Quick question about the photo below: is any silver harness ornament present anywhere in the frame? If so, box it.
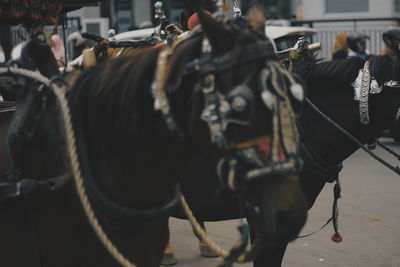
[354,60,400,125]
[359,61,371,124]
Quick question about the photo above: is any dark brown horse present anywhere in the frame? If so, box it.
[0,10,308,267]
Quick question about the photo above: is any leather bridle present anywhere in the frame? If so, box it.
[152,29,304,195]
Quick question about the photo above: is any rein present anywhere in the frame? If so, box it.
[0,173,71,201]
[299,96,400,243]
[305,96,400,175]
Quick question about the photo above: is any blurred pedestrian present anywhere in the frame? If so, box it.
[51,34,65,66]
[50,26,65,66]
[381,26,400,57]
[331,33,348,60]
[67,25,87,59]
[187,10,212,30]
[347,33,371,61]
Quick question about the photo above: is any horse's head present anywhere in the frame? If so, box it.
[157,7,307,243]
[5,39,64,180]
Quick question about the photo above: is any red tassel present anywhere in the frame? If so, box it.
[331,234,343,243]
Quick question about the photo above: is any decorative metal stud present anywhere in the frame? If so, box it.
[290,83,304,101]
[231,96,246,112]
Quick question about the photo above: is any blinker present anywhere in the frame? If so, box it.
[231,96,246,112]
[225,84,255,126]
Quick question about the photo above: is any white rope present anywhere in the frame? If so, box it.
[180,194,253,264]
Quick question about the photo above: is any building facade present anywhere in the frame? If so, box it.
[67,0,400,60]
[293,0,400,59]
[301,0,399,20]
[73,0,299,34]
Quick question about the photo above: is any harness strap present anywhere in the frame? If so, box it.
[305,97,400,175]
[0,173,71,201]
[201,73,229,150]
[152,48,186,141]
[184,41,276,75]
[232,136,270,149]
[300,142,343,183]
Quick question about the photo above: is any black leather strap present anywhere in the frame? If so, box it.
[0,173,71,201]
[301,142,343,183]
[184,41,276,75]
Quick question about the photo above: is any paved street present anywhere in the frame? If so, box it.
[168,139,400,267]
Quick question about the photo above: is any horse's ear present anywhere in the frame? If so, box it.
[197,9,235,55]
[179,12,189,31]
[246,3,266,34]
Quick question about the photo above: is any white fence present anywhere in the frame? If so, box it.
[293,18,398,60]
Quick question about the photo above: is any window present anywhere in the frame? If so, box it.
[396,0,400,12]
[326,0,369,13]
[171,0,185,9]
[86,23,100,36]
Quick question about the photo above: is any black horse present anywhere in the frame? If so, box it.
[0,10,308,267]
[263,55,400,266]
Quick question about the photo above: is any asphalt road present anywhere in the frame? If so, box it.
[167,139,400,267]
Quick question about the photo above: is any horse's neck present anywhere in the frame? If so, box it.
[301,84,378,165]
[88,116,194,209]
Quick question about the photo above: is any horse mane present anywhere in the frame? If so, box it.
[67,19,268,154]
[68,46,162,152]
[369,55,400,85]
[293,58,364,87]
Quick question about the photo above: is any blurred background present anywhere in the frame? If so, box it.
[1,0,400,61]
